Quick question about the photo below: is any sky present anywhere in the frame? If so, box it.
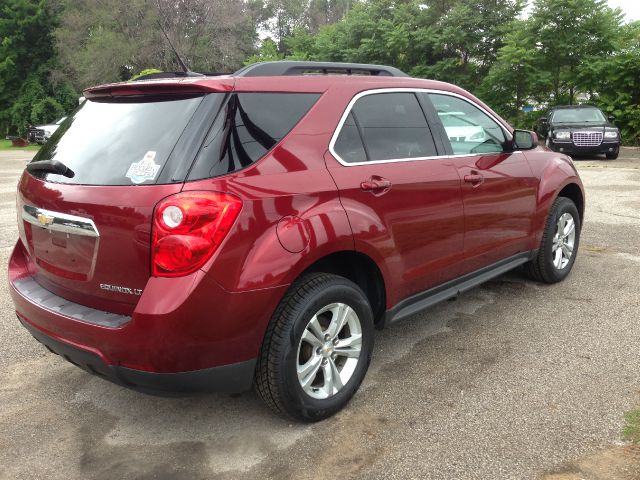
[607,0,640,22]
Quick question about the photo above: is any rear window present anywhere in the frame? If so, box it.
[29,95,206,185]
[187,93,320,180]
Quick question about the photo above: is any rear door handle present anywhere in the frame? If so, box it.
[360,176,392,194]
[463,173,484,186]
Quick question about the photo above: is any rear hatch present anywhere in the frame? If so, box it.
[18,85,227,315]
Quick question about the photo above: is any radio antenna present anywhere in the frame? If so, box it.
[155,4,202,77]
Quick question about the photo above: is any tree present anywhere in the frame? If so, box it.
[257,0,351,53]
[416,0,525,89]
[577,21,640,144]
[479,23,542,122]
[0,0,77,135]
[528,0,623,104]
[56,0,258,89]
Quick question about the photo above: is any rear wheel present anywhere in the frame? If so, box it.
[525,197,581,283]
[255,273,374,421]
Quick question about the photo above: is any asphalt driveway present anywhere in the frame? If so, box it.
[0,148,639,480]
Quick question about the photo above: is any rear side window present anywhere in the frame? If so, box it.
[333,113,367,163]
[30,95,207,185]
[335,92,437,162]
[188,93,320,180]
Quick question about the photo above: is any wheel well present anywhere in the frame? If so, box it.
[558,183,584,223]
[301,251,386,327]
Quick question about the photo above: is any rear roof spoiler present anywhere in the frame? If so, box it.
[83,78,234,99]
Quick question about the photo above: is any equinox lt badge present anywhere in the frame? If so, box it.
[99,284,143,296]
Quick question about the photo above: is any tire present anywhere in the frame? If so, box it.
[255,273,374,422]
[606,150,619,160]
[525,197,581,283]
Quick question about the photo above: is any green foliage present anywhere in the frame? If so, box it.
[130,69,163,81]
[527,0,623,104]
[56,0,258,88]
[577,21,640,144]
[623,408,640,444]
[0,0,77,136]
[3,0,639,145]
[244,38,285,64]
[0,139,41,151]
[29,97,64,125]
[270,0,524,92]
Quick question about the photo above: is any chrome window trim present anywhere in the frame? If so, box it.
[328,87,514,167]
[22,205,100,238]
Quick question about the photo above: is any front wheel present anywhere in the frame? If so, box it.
[255,273,374,421]
[606,149,619,160]
[525,197,581,283]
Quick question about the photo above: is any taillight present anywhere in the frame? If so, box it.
[151,191,242,277]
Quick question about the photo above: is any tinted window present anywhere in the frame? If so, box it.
[427,93,506,155]
[188,93,320,180]
[30,95,206,185]
[333,113,367,163]
[350,93,436,161]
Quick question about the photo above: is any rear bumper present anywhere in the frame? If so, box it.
[8,239,287,391]
[19,315,256,394]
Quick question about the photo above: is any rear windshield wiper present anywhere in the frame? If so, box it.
[26,160,75,178]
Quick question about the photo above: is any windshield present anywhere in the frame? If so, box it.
[552,108,606,123]
[30,95,205,185]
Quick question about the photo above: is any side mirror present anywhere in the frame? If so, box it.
[512,129,537,150]
[539,117,548,124]
[608,115,615,123]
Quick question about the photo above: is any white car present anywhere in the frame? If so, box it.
[438,112,486,143]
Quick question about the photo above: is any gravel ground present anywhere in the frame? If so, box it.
[0,147,638,480]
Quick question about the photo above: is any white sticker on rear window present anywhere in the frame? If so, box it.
[125,151,161,184]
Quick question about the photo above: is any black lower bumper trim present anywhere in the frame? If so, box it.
[18,316,256,394]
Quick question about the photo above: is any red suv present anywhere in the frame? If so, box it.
[9,61,584,421]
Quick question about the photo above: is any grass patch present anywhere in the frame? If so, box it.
[0,139,41,151]
[623,409,640,444]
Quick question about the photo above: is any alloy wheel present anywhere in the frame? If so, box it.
[296,302,362,399]
[552,212,576,269]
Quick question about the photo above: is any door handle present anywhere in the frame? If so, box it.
[360,176,392,194]
[464,173,484,186]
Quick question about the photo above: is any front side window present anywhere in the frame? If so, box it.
[427,93,506,155]
[334,92,437,163]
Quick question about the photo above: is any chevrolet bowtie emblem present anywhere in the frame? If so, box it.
[37,213,54,226]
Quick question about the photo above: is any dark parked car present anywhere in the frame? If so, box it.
[9,61,584,421]
[27,117,67,144]
[535,105,620,159]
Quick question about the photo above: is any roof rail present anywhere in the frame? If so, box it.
[234,61,409,78]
